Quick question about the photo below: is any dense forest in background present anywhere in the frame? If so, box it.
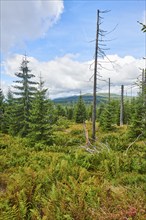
[0,21,146,143]
[0,22,146,220]
[0,56,146,141]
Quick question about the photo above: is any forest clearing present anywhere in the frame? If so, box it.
[1,1,146,219]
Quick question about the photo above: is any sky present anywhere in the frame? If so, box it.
[0,0,146,99]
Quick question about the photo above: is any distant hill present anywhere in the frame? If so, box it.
[53,93,121,105]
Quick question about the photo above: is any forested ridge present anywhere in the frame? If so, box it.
[0,20,146,220]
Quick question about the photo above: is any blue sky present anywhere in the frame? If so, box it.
[1,0,146,98]
[4,0,145,60]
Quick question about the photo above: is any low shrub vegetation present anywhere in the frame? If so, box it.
[0,124,146,220]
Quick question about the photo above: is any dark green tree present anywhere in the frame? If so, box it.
[98,99,120,131]
[113,99,120,126]
[129,95,146,138]
[0,88,4,106]
[99,103,113,131]
[86,104,93,121]
[56,104,66,117]
[12,56,37,136]
[124,98,136,125]
[0,88,5,132]
[75,94,86,123]
[28,77,53,145]
[97,102,105,121]
[128,68,146,138]
[66,105,74,120]
[1,88,14,133]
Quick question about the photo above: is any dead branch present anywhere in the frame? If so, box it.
[80,145,99,154]
[98,141,110,152]
[83,122,92,147]
[125,133,143,155]
[82,122,111,154]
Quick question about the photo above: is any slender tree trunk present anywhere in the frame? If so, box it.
[92,10,99,141]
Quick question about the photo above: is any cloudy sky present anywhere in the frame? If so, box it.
[0,0,146,98]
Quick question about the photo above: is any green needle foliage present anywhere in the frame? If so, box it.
[12,56,37,137]
[129,95,146,138]
[66,105,74,120]
[75,94,87,123]
[0,88,5,132]
[1,88,14,134]
[99,103,113,131]
[0,88,4,106]
[98,100,120,131]
[28,77,53,145]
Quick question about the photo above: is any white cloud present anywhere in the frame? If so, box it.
[1,0,64,52]
[2,54,145,98]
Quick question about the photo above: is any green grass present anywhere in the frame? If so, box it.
[0,124,146,220]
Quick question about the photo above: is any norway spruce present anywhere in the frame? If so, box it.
[0,88,4,132]
[28,77,53,145]
[12,56,37,136]
[1,88,14,133]
[75,94,86,123]
[129,96,146,138]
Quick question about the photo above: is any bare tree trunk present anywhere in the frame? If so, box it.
[92,10,99,141]
[83,122,91,146]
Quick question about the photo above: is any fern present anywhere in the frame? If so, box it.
[18,189,28,219]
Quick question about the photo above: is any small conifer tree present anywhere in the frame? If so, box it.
[1,88,14,133]
[99,103,113,131]
[75,94,86,123]
[0,89,5,132]
[66,106,74,120]
[12,56,37,136]
[28,76,53,145]
[129,96,146,138]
